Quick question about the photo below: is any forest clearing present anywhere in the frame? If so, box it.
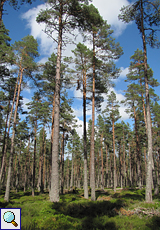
[0,187,160,229]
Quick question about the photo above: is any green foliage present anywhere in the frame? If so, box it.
[118,0,160,48]
[0,21,12,80]
[80,4,103,32]
[0,21,12,63]
[12,35,39,72]
[0,188,160,229]
[36,0,90,43]
[103,91,121,123]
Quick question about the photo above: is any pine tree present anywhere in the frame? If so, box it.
[37,0,90,203]
[96,114,105,190]
[71,42,92,198]
[26,92,46,196]
[125,48,159,135]
[103,91,121,192]
[81,4,123,200]
[152,101,160,194]
[59,91,76,194]
[119,0,160,203]
[14,119,29,192]
[4,35,39,201]
[0,21,12,83]
[123,48,159,189]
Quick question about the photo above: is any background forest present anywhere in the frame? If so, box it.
[1,0,160,221]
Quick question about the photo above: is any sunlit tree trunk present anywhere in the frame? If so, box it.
[4,68,24,202]
[133,102,141,188]
[50,8,63,203]
[100,134,104,190]
[24,136,30,192]
[140,0,153,202]
[32,120,37,197]
[0,74,19,186]
[112,116,116,193]
[90,31,96,201]
[106,145,108,188]
[83,69,88,198]
[122,128,126,187]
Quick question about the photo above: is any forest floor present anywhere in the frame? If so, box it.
[0,187,160,230]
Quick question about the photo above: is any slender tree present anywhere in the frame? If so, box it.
[26,92,45,196]
[119,0,160,202]
[37,0,90,203]
[71,43,92,198]
[4,35,39,201]
[79,4,123,200]
[103,91,121,192]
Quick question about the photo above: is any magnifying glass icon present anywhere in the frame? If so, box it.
[3,211,18,227]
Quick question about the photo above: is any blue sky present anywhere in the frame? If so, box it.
[2,0,160,137]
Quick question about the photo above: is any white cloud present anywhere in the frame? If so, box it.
[21,4,56,56]
[120,67,129,78]
[22,97,31,111]
[73,117,88,138]
[119,106,130,120]
[73,88,83,100]
[21,0,131,61]
[112,67,129,83]
[23,87,31,94]
[100,87,129,120]
[92,0,130,36]
[73,107,83,117]
[72,105,92,119]
[38,57,49,65]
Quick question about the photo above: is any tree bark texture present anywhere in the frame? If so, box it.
[140,0,153,202]
[90,31,96,201]
[4,68,24,202]
[50,9,63,202]
[83,69,88,198]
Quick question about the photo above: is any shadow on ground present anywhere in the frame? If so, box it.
[146,216,160,230]
[51,199,122,218]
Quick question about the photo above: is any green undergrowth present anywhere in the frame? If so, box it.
[0,188,160,230]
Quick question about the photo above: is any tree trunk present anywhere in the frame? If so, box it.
[106,145,108,188]
[90,31,96,201]
[97,149,100,188]
[67,153,70,189]
[60,129,65,195]
[37,149,41,192]
[16,141,21,193]
[133,103,141,188]
[32,122,37,197]
[119,142,123,188]
[112,117,116,193]
[4,68,24,202]
[83,70,88,198]
[50,7,63,203]
[0,74,19,187]
[43,140,46,190]
[70,151,73,188]
[123,128,126,187]
[24,136,30,192]
[140,78,147,134]
[100,134,104,190]
[1,100,10,168]
[140,0,153,202]
[129,143,132,187]
[51,92,55,156]
[40,126,45,194]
